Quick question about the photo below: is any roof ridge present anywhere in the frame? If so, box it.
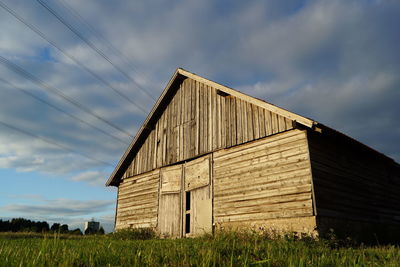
[106,68,315,186]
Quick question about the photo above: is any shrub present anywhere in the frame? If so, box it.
[109,228,157,240]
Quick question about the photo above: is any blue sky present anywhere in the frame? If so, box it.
[0,0,399,232]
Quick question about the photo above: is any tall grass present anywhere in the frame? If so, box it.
[0,231,398,266]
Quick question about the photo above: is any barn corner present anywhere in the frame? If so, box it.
[106,68,400,241]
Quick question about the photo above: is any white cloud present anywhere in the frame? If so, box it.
[2,198,114,216]
[70,170,109,186]
[0,0,399,189]
[1,194,116,232]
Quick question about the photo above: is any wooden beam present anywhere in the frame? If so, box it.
[177,68,315,128]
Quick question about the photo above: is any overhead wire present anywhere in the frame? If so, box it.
[56,0,156,87]
[0,119,115,167]
[0,77,130,145]
[0,55,134,139]
[0,0,148,115]
[0,1,153,170]
[36,0,157,102]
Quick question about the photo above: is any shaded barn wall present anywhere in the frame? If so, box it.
[213,129,316,234]
[122,77,294,178]
[115,169,160,230]
[307,130,400,237]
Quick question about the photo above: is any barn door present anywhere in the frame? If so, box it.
[184,155,212,236]
[158,165,182,238]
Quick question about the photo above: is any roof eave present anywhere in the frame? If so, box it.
[177,69,315,128]
[106,69,185,186]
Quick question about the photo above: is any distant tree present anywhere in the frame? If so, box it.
[84,226,105,235]
[38,221,50,232]
[99,227,105,235]
[27,225,38,233]
[60,224,69,233]
[70,228,83,235]
[50,223,60,232]
[84,228,93,235]
[0,218,69,234]
[0,218,63,233]
[0,219,10,232]
[11,218,34,232]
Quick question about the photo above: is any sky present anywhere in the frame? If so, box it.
[0,0,399,233]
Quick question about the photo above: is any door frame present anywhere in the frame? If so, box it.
[157,154,213,238]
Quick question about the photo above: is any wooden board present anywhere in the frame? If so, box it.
[121,78,295,178]
[184,155,210,191]
[213,129,314,225]
[115,169,160,230]
[160,165,182,193]
[308,130,400,224]
[158,192,182,238]
[108,68,314,186]
[191,186,212,236]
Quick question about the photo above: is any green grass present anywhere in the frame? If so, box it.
[0,231,399,266]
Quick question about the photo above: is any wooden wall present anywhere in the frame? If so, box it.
[158,165,182,237]
[122,78,294,178]
[213,129,314,229]
[115,169,160,230]
[308,131,400,224]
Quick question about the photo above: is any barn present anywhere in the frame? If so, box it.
[106,68,400,239]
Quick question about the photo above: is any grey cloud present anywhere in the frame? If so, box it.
[9,194,45,201]
[0,0,399,190]
[2,198,114,216]
[70,170,110,186]
[234,0,400,162]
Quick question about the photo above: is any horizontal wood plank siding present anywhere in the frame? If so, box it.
[122,78,294,178]
[308,131,400,224]
[116,169,160,229]
[213,129,313,225]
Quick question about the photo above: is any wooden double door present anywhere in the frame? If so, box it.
[158,155,212,238]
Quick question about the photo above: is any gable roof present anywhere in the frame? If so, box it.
[106,68,318,186]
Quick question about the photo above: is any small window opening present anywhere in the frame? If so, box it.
[185,214,190,234]
[216,89,230,97]
[185,191,191,234]
[185,191,191,211]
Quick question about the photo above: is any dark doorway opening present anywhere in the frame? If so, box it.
[185,191,191,211]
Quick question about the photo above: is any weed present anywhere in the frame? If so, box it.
[0,231,399,266]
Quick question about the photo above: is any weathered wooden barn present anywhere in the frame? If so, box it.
[106,68,400,239]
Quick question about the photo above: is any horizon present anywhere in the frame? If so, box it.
[1,0,399,233]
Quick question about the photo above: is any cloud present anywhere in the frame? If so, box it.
[2,198,114,217]
[234,0,400,162]
[0,0,398,234]
[70,170,109,186]
[9,194,45,201]
[0,0,399,190]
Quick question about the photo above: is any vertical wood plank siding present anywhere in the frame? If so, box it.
[308,131,400,224]
[213,129,314,225]
[116,169,160,229]
[122,78,294,178]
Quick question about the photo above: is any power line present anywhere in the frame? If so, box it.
[0,77,130,145]
[56,0,155,86]
[37,0,156,102]
[0,119,114,167]
[0,55,134,138]
[0,0,148,115]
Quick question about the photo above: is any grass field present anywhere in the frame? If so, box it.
[0,231,399,266]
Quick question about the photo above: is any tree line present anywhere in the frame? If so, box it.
[0,218,84,235]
